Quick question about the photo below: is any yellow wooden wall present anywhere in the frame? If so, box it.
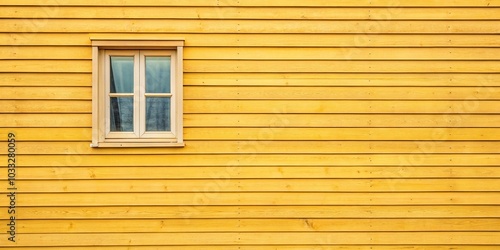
[1,0,500,248]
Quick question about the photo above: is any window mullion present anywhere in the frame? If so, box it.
[138,51,146,137]
[134,51,141,138]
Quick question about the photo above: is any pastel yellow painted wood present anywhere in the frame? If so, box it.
[184,47,500,60]
[9,154,500,167]
[0,87,91,99]
[184,60,500,73]
[12,192,500,206]
[0,128,90,140]
[1,0,499,248]
[184,86,500,99]
[3,19,499,33]
[0,232,498,246]
[14,166,500,179]
[5,179,500,193]
[2,206,498,219]
[3,247,500,250]
[14,218,500,233]
[0,46,91,59]
[0,73,91,86]
[184,114,500,127]
[3,7,500,20]
[0,100,91,113]
[0,114,91,127]
[185,100,500,113]
[184,73,500,86]
[1,141,499,155]
[3,33,500,47]
[2,0,498,7]
[0,60,90,73]
[184,128,500,141]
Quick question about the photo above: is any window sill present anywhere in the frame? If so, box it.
[91,142,185,148]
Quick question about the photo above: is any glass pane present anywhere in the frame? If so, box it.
[146,97,171,131]
[110,97,134,132]
[110,56,134,93]
[145,56,171,93]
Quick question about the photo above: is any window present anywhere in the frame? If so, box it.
[91,39,184,147]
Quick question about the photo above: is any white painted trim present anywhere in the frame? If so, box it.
[91,39,184,148]
[91,46,99,147]
[91,40,184,47]
[176,46,184,143]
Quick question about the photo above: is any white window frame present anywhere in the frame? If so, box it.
[91,39,184,147]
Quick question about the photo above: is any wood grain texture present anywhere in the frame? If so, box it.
[4,179,500,193]
[1,141,499,154]
[2,206,498,219]
[13,218,500,233]
[1,0,499,248]
[3,33,500,47]
[2,7,500,20]
[1,0,499,7]
[0,232,499,246]
[3,19,500,34]
[13,166,500,179]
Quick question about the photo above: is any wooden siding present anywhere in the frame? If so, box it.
[1,0,499,248]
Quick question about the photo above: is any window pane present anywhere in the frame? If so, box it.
[145,56,171,93]
[110,56,134,93]
[110,97,134,132]
[146,97,171,131]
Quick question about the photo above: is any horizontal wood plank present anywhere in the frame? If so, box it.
[11,166,500,179]
[185,86,500,99]
[3,33,500,47]
[0,100,91,113]
[184,128,500,141]
[0,46,91,60]
[14,218,500,233]
[0,232,499,246]
[1,0,498,7]
[0,73,91,86]
[0,114,90,127]
[0,87,90,100]
[184,73,500,86]
[185,100,500,113]
[184,60,500,73]
[1,247,498,250]
[183,114,500,127]
[1,141,499,155]
[6,154,500,167]
[8,192,500,206]
[2,206,498,219]
[3,19,500,33]
[184,47,500,60]
[3,7,500,20]
[0,60,90,73]
[5,46,500,60]
[5,179,499,193]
